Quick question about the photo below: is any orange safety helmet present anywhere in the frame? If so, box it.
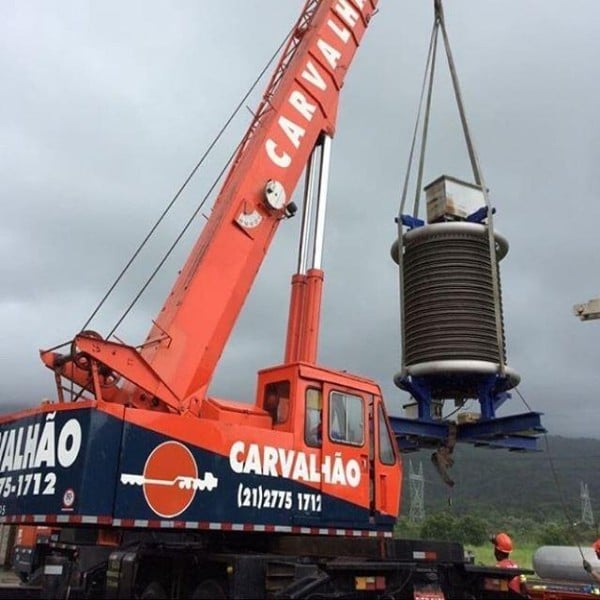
[492,532,513,554]
[592,539,600,554]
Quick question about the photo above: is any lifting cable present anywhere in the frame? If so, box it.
[396,20,438,378]
[515,387,589,563]
[80,25,298,337]
[399,2,584,552]
[396,0,505,377]
[430,1,589,562]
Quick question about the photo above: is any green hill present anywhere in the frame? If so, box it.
[400,435,600,522]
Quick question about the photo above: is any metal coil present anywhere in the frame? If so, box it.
[391,222,517,386]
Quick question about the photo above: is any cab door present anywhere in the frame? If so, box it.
[372,398,401,524]
[320,384,371,526]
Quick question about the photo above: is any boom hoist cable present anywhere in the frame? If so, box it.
[80,26,298,341]
[41,24,299,402]
[391,0,544,485]
[44,1,357,409]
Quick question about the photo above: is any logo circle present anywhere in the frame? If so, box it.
[142,441,198,518]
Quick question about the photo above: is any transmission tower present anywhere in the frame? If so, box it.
[408,459,425,523]
[581,481,594,526]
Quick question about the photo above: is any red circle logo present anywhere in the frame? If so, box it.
[142,441,198,518]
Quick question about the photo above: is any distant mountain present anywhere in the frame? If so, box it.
[400,436,600,520]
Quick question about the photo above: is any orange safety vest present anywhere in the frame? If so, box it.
[497,558,521,594]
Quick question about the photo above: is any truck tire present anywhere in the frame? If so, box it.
[16,571,29,584]
[140,581,168,599]
[191,579,226,599]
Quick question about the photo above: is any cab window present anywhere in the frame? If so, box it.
[329,391,364,445]
[263,381,291,425]
[378,404,396,465]
[304,388,322,447]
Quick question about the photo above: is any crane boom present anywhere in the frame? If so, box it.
[43,0,379,412]
[142,0,379,404]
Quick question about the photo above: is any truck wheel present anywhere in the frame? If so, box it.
[16,571,29,584]
[29,568,44,587]
[191,579,226,599]
[140,581,168,599]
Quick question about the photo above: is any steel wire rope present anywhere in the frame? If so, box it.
[416,452,597,483]
[514,386,590,565]
[412,23,438,220]
[407,390,565,495]
[396,20,438,377]
[444,399,472,420]
[435,0,506,376]
[413,470,596,534]
[80,25,296,336]
[397,0,507,380]
[107,138,245,339]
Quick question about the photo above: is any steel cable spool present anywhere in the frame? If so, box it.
[391,221,519,398]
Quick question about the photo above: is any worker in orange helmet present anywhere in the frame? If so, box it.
[583,539,600,583]
[491,532,522,594]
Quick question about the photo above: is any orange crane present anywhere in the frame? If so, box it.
[0,1,538,598]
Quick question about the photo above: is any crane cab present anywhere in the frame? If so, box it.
[255,363,402,531]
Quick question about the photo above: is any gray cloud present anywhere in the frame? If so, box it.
[2,1,599,439]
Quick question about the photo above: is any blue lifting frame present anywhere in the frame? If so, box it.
[390,411,545,452]
[390,372,545,452]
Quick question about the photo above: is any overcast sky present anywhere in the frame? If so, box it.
[2,1,600,439]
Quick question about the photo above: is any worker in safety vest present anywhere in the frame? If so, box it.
[583,539,600,584]
[491,532,521,594]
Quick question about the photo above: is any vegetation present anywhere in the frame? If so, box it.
[395,512,597,572]
[394,435,600,572]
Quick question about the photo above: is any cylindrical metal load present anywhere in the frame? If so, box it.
[391,222,520,395]
[533,546,598,583]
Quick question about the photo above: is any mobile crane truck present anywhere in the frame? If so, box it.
[0,0,546,598]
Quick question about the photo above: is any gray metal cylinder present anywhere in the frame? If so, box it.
[391,222,518,387]
[533,546,598,582]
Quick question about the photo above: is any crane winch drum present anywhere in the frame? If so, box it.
[391,221,520,399]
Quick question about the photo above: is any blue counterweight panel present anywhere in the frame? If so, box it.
[0,407,123,518]
[0,406,394,532]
